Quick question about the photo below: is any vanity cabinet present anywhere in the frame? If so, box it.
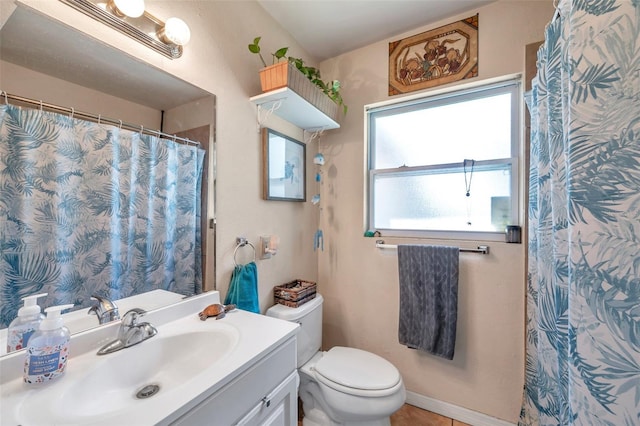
[235,372,297,425]
[170,337,298,426]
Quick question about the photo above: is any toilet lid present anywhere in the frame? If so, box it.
[314,347,401,391]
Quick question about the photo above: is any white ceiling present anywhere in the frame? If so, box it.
[257,0,494,61]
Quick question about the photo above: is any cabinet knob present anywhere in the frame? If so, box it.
[262,396,271,408]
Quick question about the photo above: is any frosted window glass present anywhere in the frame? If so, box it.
[373,167,512,232]
[373,93,512,169]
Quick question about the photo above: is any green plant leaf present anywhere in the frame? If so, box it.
[248,36,267,67]
[248,36,261,53]
[274,47,288,59]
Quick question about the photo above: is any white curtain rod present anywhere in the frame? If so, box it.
[375,239,490,255]
[1,91,200,147]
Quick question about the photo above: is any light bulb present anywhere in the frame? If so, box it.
[158,17,191,46]
[109,0,145,18]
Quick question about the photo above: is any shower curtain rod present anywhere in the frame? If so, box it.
[1,91,200,147]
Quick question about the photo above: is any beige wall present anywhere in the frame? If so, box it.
[317,1,553,423]
[1,0,319,312]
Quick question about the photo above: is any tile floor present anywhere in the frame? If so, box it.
[390,404,471,426]
[297,403,471,426]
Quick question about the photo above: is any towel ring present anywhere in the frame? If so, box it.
[233,239,256,266]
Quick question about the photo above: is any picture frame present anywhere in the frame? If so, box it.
[262,128,306,201]
[388,14,479,95]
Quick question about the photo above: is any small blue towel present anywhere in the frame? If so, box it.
[224,262,260,313]
[397,245,459,360]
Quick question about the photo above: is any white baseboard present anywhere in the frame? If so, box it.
[405,391,517,426]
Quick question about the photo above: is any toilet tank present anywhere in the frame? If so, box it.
[266,294,323,368]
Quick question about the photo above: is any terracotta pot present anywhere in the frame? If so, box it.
[259,62,289,92]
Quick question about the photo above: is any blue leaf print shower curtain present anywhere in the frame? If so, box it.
[0,104,204,327]
[521,0,640,424]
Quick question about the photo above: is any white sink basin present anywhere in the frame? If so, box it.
[18,326,239,424]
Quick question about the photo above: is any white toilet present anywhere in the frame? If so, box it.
[266,294,406,426]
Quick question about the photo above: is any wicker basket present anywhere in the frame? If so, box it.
[274,279,317,308]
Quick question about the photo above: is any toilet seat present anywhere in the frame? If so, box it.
[313,347,402,397]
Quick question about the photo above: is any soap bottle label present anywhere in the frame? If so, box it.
[7,327,36,352]
[24,342,69,384]
[27,352,59,376]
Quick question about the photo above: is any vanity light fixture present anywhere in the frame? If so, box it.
[157,17,191,46]
[59,0,191,59]
[108,0,145,18]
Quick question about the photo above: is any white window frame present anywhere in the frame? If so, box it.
[365,76,522,241]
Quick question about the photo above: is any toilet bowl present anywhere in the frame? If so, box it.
[266,295,405,426]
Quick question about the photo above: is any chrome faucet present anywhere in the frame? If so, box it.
[88,295,120,324]
[97,308,158,355]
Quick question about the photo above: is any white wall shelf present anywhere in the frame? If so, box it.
[250,87,340,131]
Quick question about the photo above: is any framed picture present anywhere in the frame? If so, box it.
[389,14,479,95]
[262,128,306,201]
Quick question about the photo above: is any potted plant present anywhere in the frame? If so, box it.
[248,37,347,117]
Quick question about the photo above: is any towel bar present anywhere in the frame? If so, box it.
[375,240,489,255]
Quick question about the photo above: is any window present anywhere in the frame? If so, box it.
[367,79,520,237]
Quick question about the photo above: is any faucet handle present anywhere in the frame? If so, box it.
[90,295,117,311]
[89,295,120,324]
[122,308,147,327]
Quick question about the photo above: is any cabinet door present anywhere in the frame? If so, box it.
[168,338,296,426]
[236,371,298,426]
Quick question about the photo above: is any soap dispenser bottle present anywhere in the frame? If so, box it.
[6,293,48,353]
[24,304,74,384]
